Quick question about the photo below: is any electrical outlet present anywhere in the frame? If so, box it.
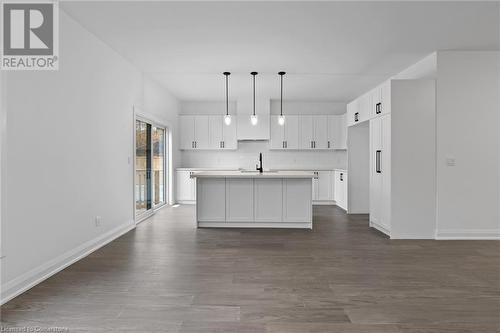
[95,216,102,227]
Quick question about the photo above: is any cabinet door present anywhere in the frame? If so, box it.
[197,178,225,221]
[380,114,391,230]
[270,115,285,149]
[380,80,391,115]
[369,118,382,225]
[299,116,314,149]
[226,179,254,221]
[317,171,332,200]
[194,116,210,149]
[283,179,312,222]
[179,116,195,150]
[176,171,193,201]
[347,100,358,127]
[209,115,223,149]
[254,179,283,222]
[328,115,347,149]
[222,115,237,149]
[371,86,382,118]
[312,175,319,201]
[313,116,329,149]
[334,171,347,209]
[284,115,299,149]
[357,94,371,123]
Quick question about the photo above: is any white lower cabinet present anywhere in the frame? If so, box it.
[196,178,225,221]
[226,179,254,221]
[334,170,348,210]
[312,171,334,204]
[176,170,196,203]
[283,179,312,223]
[254,179,283,222]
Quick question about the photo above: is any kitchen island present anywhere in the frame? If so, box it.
[192,171,315,228]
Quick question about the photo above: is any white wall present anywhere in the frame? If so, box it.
[1,10,180,303]
[391,80,436,239]
[435,51,500,239]
[347,121,370,214]
[179,101,347,170]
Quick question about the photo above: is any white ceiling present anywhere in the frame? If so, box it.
[61,1,500,102]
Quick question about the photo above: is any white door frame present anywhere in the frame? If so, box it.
[133,107,169,224]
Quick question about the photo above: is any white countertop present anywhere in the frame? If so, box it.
[192,170,315,179]
[178,167,347,173]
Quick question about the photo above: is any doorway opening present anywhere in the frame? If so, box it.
[135,117,168,222]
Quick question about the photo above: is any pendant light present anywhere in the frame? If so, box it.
[250,72,258,126]
[278,71,286,126]
[223,72,231,125]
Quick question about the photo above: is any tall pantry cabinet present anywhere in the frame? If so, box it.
[347,79,436,239]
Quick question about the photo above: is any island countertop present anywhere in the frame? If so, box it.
[191,170,315,179]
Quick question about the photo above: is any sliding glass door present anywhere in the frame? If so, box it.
[135,119,167,220]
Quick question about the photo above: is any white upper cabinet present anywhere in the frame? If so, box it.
[347,79,392,127]
[236,98,270,140]
[180,116,195,150]
[180,115,237,150]
[299,116,314,149]
[270,115,299,149]
[222,115,237,149]
[327,114,347,150]
[284,115,299,149]
[313,116,329,149]
[270,115,285,149]
[194,116,210,149]
[209,115,223,149]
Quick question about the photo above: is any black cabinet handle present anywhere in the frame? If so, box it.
[376,102,382,114]
[376,150,382,173]
[222,141,225,148]
[328,141,330,148]
[340,173,343,181]
[354,112,359,122]
[285,141,287,148]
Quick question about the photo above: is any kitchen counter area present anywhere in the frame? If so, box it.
[191,170,314,229]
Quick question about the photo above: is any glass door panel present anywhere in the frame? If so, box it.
[152,126,166,207]
[135,120,152,215]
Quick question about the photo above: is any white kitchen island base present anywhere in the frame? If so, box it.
[193,171,314,229]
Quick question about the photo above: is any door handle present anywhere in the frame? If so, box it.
[376,150,382,173]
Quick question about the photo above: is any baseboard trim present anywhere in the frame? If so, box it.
[313,201,335,206]
[0,221,135,305]
[435,229,500,240]
[198,221,312,229]
[369,221,391,237]
[177,200,195,205]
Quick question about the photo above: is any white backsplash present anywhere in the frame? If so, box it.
[180,141,347,170]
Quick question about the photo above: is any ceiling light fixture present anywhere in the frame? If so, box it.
[250,72,258,126]
[223,72,231,126]
[278,71,286,126]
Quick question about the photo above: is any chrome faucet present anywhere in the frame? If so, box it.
[256,153,263,173]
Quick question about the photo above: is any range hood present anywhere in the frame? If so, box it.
[236,98,270,141]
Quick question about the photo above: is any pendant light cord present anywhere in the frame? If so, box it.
[224,72,230,116]
[279,72,285,117]
[251,72,257,116]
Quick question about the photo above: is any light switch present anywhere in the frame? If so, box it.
[446,156,456,167]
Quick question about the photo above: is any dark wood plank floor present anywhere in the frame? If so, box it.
[2,205,500,332]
